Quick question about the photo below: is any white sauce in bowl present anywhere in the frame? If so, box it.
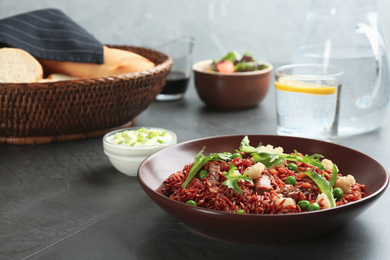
[106,127,174,147]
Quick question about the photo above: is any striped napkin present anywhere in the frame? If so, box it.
[0,8,104,64]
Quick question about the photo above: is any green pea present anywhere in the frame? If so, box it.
[308,202,320,211]
[186,200,197,207]
[287,163,298,171]
[232,153,242,159]
[333,187,344,200]
[236,209,245,214]
[298,200,310,210]
[199,170,208,180]
[285,176,297,186]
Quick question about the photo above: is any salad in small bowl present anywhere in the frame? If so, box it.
[210,51,269,73]
[193,51,272,110]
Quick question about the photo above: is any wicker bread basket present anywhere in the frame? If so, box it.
[0,45,173,144]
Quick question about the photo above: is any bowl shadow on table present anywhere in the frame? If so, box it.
[197,102,265,114]
[150,96,193,111]
[133,214,371,259]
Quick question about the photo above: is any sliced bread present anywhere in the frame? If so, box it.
[0,47,43,83]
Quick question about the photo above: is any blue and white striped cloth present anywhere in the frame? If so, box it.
[0,8,104,64]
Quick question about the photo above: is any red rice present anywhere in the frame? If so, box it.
[162,155,366,214]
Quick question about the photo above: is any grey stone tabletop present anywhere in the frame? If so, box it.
[1,1,390,259]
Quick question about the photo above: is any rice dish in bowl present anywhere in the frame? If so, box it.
[138,135,388,244]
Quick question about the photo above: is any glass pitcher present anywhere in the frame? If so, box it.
[292,0,390,135]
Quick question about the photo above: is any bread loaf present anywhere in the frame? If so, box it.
[39,73,79,82]
[38,46,156,78]
[0,47,43,83]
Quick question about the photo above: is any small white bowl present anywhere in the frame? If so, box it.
[103,127,177,176]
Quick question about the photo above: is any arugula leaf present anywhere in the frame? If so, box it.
[182,149,234,189]
[209,152,232,161]
[284,151,325,170]
[329,164,338,187]
[239,136,263,154]
[252,152,288,168]
[182,147,208,188]
[221,163,253,195]
[239,136,326,170]
[303,164,338,208]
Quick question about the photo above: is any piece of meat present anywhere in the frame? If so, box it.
[255,175,273,193]
[204,161,221,183]
[279,184,302,202]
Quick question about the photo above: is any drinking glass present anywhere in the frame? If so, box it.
[155,36,195,101]
[274,64,343,143]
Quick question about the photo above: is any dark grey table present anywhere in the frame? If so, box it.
[1,80,389,260]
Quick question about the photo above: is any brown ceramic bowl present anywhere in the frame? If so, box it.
[138,134,389,244]
[192,60,273,110]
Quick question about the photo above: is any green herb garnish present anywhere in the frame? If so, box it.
[182,148,233,188]
[222,163,253,195]
[219,51,238,63]
[239,136,325,170]
[303,164,338,208]
[211,51,268,72]
[239,136,263,153]
[182,136,331,202]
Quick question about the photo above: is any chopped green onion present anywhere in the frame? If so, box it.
[137,135,144,142]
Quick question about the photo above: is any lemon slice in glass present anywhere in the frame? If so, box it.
[275,78,337,95]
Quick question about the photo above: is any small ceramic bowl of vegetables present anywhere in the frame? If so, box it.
[103,127,177,176]
[192,51,273,110]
